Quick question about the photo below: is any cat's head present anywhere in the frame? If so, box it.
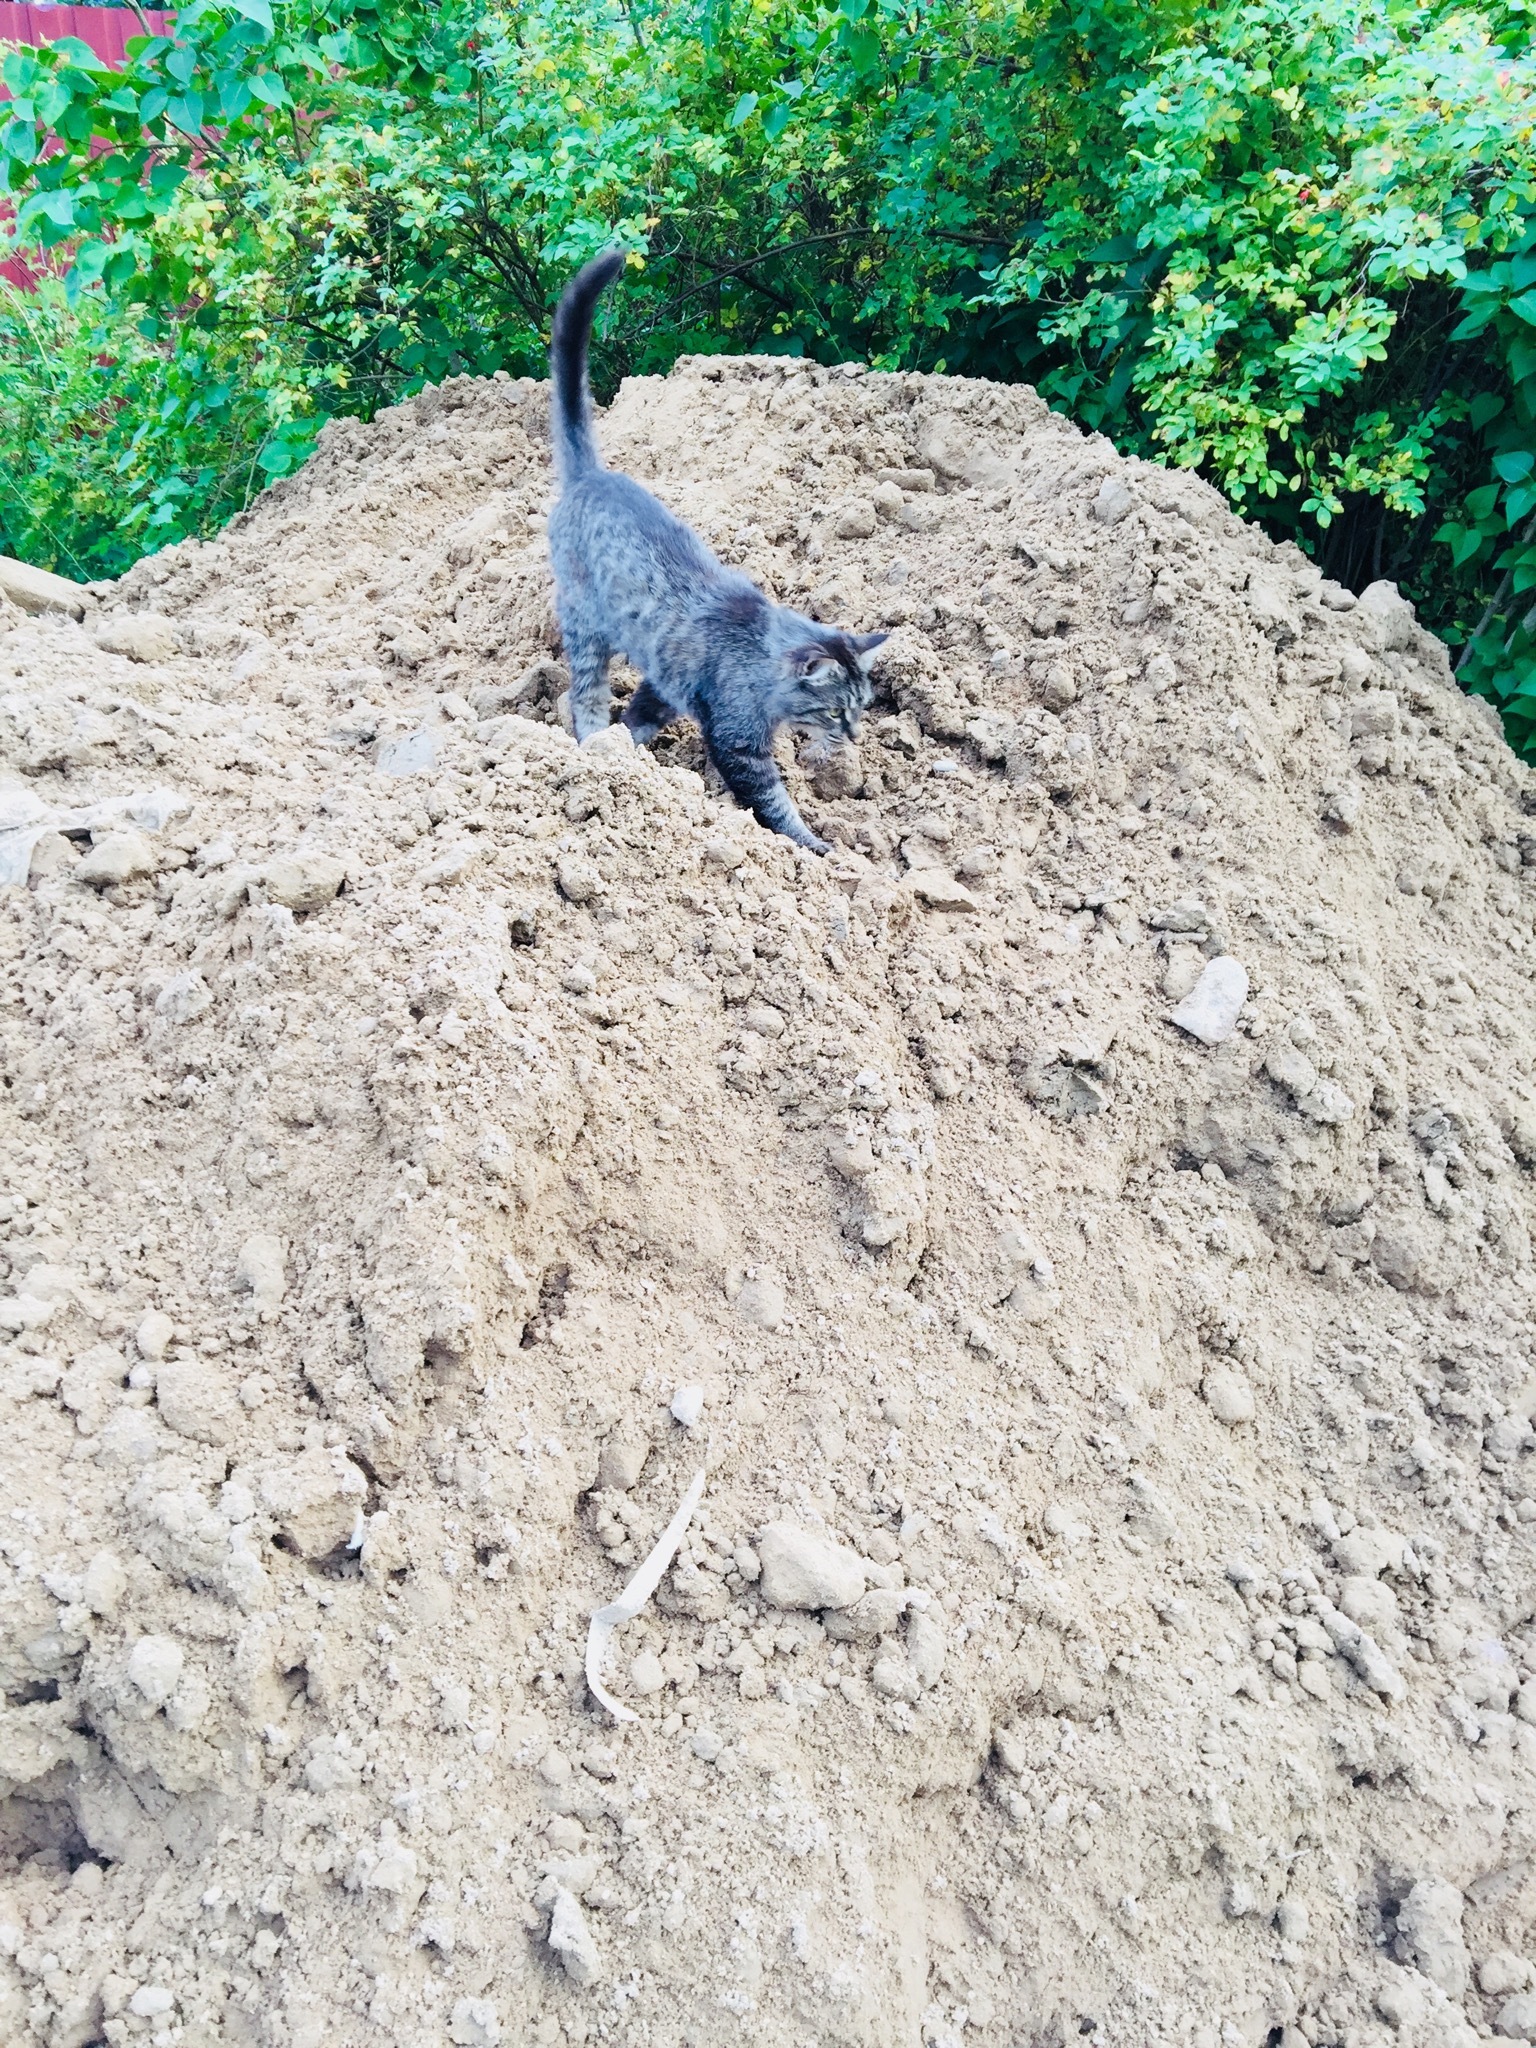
[780,630,888,742]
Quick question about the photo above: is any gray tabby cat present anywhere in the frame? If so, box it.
[546,249,886,854]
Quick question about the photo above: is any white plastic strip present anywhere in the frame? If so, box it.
[585,1467,706,1722]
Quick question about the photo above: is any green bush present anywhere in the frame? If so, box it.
[2,0,1535,743]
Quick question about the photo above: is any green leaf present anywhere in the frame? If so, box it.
[164,93,206,137]
[728,92,758,128]
[247,71,289,109]
[228,0,275,30]
[1494,450,1535,484]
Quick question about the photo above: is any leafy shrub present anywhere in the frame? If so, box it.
[2,0,1536,744]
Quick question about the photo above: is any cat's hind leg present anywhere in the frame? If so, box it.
[702,722,829,854]
[562,623,613,742]
[620,680,678,746]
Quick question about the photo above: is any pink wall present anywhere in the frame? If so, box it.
[0,4,174,285]
[0,5,172,66]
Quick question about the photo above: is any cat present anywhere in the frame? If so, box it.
[546,249,886,854]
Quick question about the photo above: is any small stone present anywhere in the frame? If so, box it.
[910,872,980,914]
[582,723,633,759]
[734,1272,786,1331]
[1171,957,1248,1046]
[870,1651,921,1702]
[127,1635,184,1708]
[1161,944,1205,1003]
[690,1727,723,1763]
[822,1590,906,1643]
[263,851,347,913]
[1480,1953,1534,1998]
[1275,1898,1309,1943]
[556,854,603,903]
[29,831,78,880]
[537,1749,572,1787]
[78,830,157,890]
[154,972,212,1025]
[1396,1878,1469,1998]
[1497,1991,1536,2039]
[377,729,438,776]
[1091,476,1135,525]
[448,1997,503,2047]
[827,1135,877,1179]
[1223,1878,1257,1918]
[1375,1980,1424,2030]
[1201,1370,1255,1426]
[1333,1525,1405,1578]
[128,1986,175,2019]
[155,1355,237,1446]
[703,835,747,869]
[630,1651,665,1696]
[82,1551,127,1616]
[547,1887,601,1987]
[1339,1575,1398,1635]
[597,1437,649,1491]
[0,553,89,617]
[670,1384,705,1429]
[235,1233,286,1317]
[907,1606,946,1688]
[834,500,878,540]
[757,1522,867,1611]
[135,1310,174,1362]
[95,612,177,663]
[1296,1660,1330,1699]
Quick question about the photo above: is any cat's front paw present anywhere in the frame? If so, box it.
[799,834,832,857]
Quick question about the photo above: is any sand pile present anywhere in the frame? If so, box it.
[2,354,1536,2048]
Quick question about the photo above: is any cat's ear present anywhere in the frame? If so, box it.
[849,631,890,672]
[784,643,840,682]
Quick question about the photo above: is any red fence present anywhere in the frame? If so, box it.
[0,4,174,286]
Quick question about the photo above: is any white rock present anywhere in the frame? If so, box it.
[154,971,212,1025]
[135,1310,174,1361]
[1298,1077,1354,1124]
[1170,957,1248,1046]
[82,1551,127,1616]
[78,830,157,889]
[1333,1525,1406,1578]
[870,1651,921,1702]
[1091,476,1135,525]
[155,1355,238,1445]
[1201,1370,1255,1425]
[263,851,347,913]
[548,1886,601,1986]
[596,1437,649,1491]
[757,1522,867,1611]
[1396,1878,1469,1997]
[128,1985,175,2018]
[235,1233,286,1316]
[582,722,633,759]
[1497,1991,1536,2039]
[629,1651,665,1696]
[907,1606,946,1689]
[362,1840,419,1893]
[127,1635,184,1708]
[95,612,177,663]
[1479,1952,1534,1998]
[449,1997,503,2047]
[670,1384,705,1429]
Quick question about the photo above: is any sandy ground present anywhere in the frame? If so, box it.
[2,355,1536,2048]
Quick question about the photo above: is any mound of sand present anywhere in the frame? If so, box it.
[2,354,1536,2048]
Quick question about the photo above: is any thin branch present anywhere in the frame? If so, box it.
[661,229,876,313]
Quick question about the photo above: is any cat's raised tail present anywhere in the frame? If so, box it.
[550,248,625,485]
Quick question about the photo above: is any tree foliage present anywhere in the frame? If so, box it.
[2,0,1536,741]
